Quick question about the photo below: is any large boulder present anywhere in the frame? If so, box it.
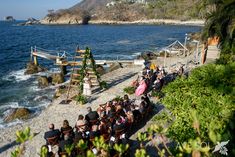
[96,65,105,75]
[54,85,67,98]
[24,62,46,74]
[109,62,123,72]
[3,108,32,122]
[51,73,64,85]
[38,76,50,88]
[137,51,158,60]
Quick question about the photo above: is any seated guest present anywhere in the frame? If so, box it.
[85,107,99,124]
[61,120,73,140]
[112,118,126,143]
[73,131,83,143]
[99,118,110,135]
[123,94,130,107]
[44,123,61,145]
[76,114,88,132]
[89,124,100,138]
[97,104,106,116]
[139,101,147,114]
[58,134,73,154]
[143,94,151,106]
[113,118,126,134]
[132,108,142,122]
[105,101,113,115]
[126,111,134,126]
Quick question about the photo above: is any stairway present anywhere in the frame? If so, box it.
[68,49,83,88]
[80,49,100,87]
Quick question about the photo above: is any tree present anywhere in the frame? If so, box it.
[202,0,235,63]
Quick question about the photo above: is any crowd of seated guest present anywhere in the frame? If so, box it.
[43,94,153,157]
[138,63,182,93]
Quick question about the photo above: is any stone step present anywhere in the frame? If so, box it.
[70,85,79,88]
[89,74,97,78]
[74,56,84,59]
[67,61,82,66]
[76,50,86,53]
[71,73,80,76]
[87,71,95,74]
[71,79,80,83]
[91,82,99,86]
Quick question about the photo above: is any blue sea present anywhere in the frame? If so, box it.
[0,21,201,127]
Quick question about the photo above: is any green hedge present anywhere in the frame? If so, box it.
[161,63,235,155]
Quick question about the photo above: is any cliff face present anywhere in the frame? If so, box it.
[40,0,206,24]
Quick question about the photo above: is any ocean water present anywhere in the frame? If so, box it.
[0,21,201,127]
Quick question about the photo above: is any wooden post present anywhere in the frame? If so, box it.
[33,55,38,66]
[60,65,67,75]
[164,50,166,67]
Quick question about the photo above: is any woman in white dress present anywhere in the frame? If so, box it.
[83,73,92,96]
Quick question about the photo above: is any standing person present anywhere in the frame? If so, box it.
[83,73,92,96]
[135,76,147,96]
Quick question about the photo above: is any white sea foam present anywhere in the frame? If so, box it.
[0,119,23,129]
[116,40,130,44]
[3,69,31,82]
[0,102,20,110]
[131,52,141,57]
[29,84,42,91]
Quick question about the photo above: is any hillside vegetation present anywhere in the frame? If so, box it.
[41,0,209,24]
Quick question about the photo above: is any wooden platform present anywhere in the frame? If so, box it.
[32,51,62,60]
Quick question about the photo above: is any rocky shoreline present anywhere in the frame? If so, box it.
[39,19,204,26]
[0,66,142,156]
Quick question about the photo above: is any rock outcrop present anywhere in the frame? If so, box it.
[54,85,67,98]
[17,18,40,26]
[4,108,32,122]
[38,76,50,88]
[96,65,105,75]
[38,73,65,88]
[51,73,64,85]
[4,16,15,22]
[109,62,123,72]
[137,51,158,60]
[24,62,46,75]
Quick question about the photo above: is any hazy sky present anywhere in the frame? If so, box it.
[0,0,81,20]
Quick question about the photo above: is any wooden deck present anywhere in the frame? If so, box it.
[32,51,62,60]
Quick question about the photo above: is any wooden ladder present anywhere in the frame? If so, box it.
[65,48,84,101]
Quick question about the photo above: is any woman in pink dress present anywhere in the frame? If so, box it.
[135,77,147,96]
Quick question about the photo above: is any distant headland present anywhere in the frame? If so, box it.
[4,16,15,22]
[39,0,206,26]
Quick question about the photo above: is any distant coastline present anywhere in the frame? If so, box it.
[40,19,205,26]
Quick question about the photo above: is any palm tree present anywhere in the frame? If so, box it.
[202,0,235,63]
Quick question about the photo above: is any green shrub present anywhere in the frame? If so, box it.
[11,127,34,157]
[99,81,108,89]
[123,86,135,94]
[76,94,88,105]
[151,90,164,98]
[113,96,123,102]
[161,63,235,151]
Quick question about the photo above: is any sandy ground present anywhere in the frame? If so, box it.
[0,53,201,156]
[0,66,143,157]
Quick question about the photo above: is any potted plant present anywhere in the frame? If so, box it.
[99,81,108,89]
[76,94,88,105]
[123,86,135,95]
[151,91,164,100]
